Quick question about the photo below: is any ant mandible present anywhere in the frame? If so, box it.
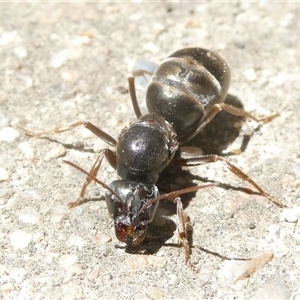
[20,47,283,269]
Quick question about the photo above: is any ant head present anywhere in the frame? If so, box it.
[105,181,159,247]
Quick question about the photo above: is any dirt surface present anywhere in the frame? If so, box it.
[0,2,299,300]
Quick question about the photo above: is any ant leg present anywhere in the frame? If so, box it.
[128,70,153,119]
[19,120,117,147]
[173,197,195,270]
[67,148,117,208]
[185,103,279,143]
[220,103,279,123]
[128,74,142,119]
[170,155,284,207]
[140,185,218,269]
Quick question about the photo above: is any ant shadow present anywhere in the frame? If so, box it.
[125,196,251,262]
[156,93,259,207]
[186,93,251,155]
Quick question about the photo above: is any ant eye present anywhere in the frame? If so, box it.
[105,192,124,218]
[113,203,123,217]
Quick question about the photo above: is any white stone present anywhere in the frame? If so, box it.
[19,207,40,223]
[44,144,66,161]
[59,254,78,269]
[0,127,20,142]
[280,208,299,223]
[10,230,32,249]
[0,111,9,126]
[66,234,85,250]
[50,49,69,68]
[18,142,35,160]
[9,268,27,283]
[13,46,28,58]
[0,167,9,181]
[243,68,256,81]
[168,273,179,285]
[17,74,33,88]
[0,30,18,45]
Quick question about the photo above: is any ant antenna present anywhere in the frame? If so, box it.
[139,183,219,214]
[63,160,126,212]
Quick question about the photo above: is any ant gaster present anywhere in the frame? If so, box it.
[20,47,283,268]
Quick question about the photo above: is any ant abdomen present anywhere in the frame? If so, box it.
[146,47,230,143]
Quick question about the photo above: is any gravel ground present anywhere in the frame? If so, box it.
[0,2,299,300]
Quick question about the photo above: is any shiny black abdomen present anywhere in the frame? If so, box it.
[146,48,230,143]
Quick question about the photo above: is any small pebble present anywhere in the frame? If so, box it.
[143,42,159,53]
[50,49,69,68]
[0,167,9,181]
[50,205,69,223]
[267,224,281,235]
[32,230,43,243]
[17,74,33,88]
[10,230,32,249]
[59,254,78,269]
[80,31,93,38]
[249,222,256,229]
[0,282,15,293]
[0,30,18,45]
[18,142,35,160]
[134,292,150,300]
[45,256,53,264]
[270,72,287,86]
[126,256,147,271]
[44,144,66,161]
[243,68,256,81]
[0,188,13,205]
[0,264,5,276]
[60,70,80,82]
[19,207,40,223]
[280,208,299,223]
[123,283,138,294]
[149,287,163,300]
[92,234,112,246]
[80,216,95,229]
[50,48,82,69]
[0,127,20,142]
[68,264,83,276]
[66,234,85,250]
[0,111,9,126]
[88,267,100,281]
[147,256,167,268]
[9,268,27,283]
[13,46,28,58]
[168,274,179,285]
[72,35,91,45]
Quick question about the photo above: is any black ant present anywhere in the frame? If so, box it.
[20,47,283,269]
